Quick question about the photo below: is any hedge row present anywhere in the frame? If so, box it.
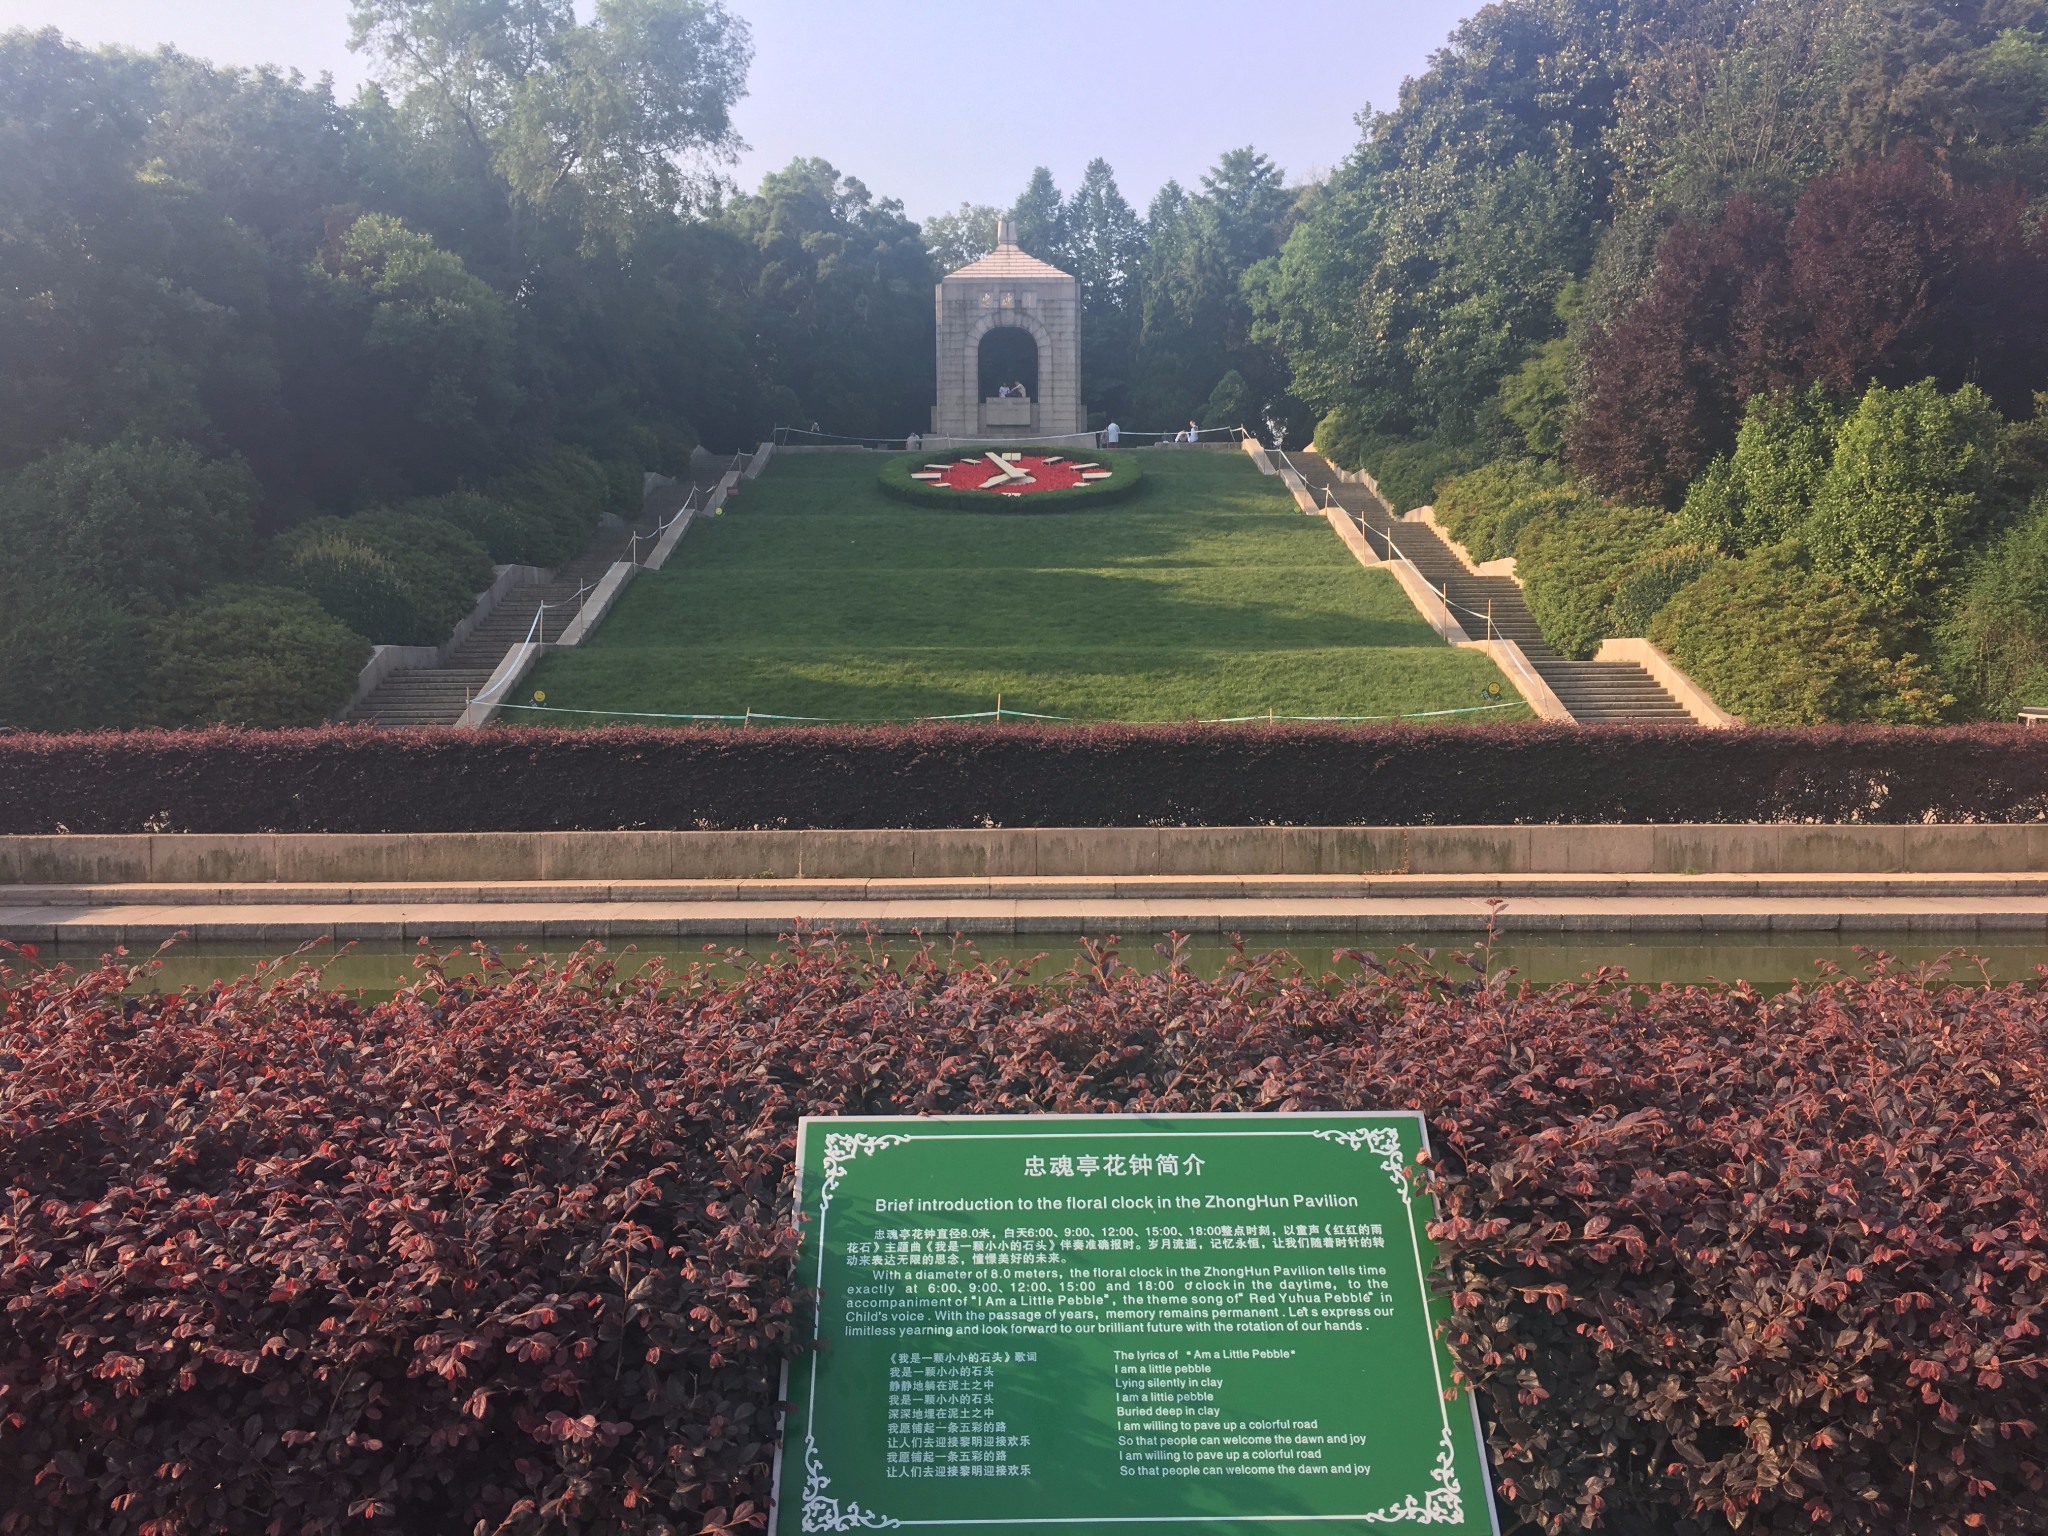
[3,938,2043,1534]
[874,450,1144,510]
[2,723,2047,833]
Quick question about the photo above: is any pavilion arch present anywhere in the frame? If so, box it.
[930,221,1084,441]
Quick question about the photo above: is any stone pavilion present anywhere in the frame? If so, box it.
[931,220,1084,441]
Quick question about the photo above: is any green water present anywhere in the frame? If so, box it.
[19,931,2038,999]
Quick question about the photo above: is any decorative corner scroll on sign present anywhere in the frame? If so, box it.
[802,1434,901,1532]
[818,1131,911,1215]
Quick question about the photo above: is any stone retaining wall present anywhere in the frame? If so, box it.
[8,824,2048,885]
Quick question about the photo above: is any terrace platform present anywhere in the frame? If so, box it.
[6,872,2048,942]
[8,826,2048,943]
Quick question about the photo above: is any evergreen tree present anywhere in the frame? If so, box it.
[1007,166,1069,266]
[1062,159,1146,420]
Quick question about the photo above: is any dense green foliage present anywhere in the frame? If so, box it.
[1433,458,1568,560]
[1248,0,2048,721]
[1938,492,2048,718]
[0,438,259,607]
[527,453,1522,723]
[144,586,372,727]
[1652,545,1944,725]
[1513,503,1673,659]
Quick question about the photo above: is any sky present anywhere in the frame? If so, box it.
[0,0,1483,219]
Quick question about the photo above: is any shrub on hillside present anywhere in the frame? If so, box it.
[401,490,539,566]
[0,568,138,730]
[1936,491,2048,718]
[1652,544,1946,724]
[1573,150,2048,506]
[279,512,493,645]
[0,436,258,607]
[1311,408,1483,511]
[488,447,616,567]
[1609,544,1722,637]
[1808,379,1999,624]
[1199,369,1251,431]
[1432,457,1563,558]
[3,939,2045,1536]
[283,532,418,644]
[1513,502,1674,658]
[1497,334,1573,459]
[1678,385,1843,554]
[1490,483,1590,564]
[144,586,371,727]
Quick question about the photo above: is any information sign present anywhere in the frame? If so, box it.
[772,1113,1498,1535]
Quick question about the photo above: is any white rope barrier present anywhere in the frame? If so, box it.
[627,485,699,567]
[466,581,592,710]
[772,424,1254,449]
[485,699,1527,726]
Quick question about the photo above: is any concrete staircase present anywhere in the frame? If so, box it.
[347,464,731,728]
[346,538,629,727]
[1289,452,1693,724]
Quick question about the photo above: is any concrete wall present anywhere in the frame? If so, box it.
[9,824,2048,885]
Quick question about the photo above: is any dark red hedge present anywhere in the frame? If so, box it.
[3,936,2045,1535]
[2,722,2047,832]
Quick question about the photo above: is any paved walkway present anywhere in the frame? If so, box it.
[8,875,2047,941]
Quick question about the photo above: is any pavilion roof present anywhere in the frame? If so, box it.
[944,241,1074,282]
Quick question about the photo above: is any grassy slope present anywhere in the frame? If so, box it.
[524,451,1524,722]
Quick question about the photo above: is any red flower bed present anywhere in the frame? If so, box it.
[2,937,2045,1534]
[929,453,1087,494]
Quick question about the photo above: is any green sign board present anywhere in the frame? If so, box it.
[772,1113,1498,1535]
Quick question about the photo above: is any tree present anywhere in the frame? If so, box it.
[1133,150,1293,427]
[0,437,259,607]
[1245,144,1382,430]
[720,158,934,438]
[1574,149,2048,504]
[1808,379,1999,624]
[347,0,752,253]
[923,201,999,273]
[1007,166,1068,267]
[1062,159,1146,420]
[302,213,521,497]
[1570,196,1793,504]
[1678,385,1843,553]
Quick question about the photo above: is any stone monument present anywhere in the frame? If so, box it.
[931,219,1085,441]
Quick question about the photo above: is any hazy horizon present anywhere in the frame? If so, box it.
[0,0,1483,218]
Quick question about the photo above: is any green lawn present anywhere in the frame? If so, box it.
[522,451,1526,723]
